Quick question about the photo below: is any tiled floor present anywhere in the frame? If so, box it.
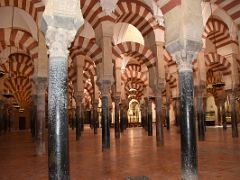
[0,126,240,180]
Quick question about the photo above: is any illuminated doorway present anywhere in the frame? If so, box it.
[128,99,141,126]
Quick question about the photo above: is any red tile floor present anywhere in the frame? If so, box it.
[0,126,240,180]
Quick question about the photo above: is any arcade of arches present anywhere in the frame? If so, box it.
[0,0,240,179]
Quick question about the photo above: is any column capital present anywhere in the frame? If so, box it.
[41,0,84,59]
[44,27,78,58]
[166,39,202,72]
[113,96,121,103]
[99,80,112,96]
[171,50,197,72]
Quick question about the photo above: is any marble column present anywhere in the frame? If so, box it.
[165,101,170,130]
[155,85,164,146]
[81,103,85,131]
[179,61,197,179]
[120,102,124,132]
[148,98,153,136]
[229,91,238,138]
[144,98,148,132]
[221,104,227,130]
[124,103,128,129]
[34,77,47,155]
[31,95,37,139]
[75,94,82,140]
[173,97,181,127]
[196,85,205,141]
[114,96,120,138]
[217,106,221,126]
[168,51,199,179]
[41,3,83,177]
[93,101,98,134]
[100,80,111,150]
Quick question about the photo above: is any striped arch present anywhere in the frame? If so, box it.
[122,64,147,100]
[80,0,113,29]
[0,53,34,77]
[205,52,231,75]
[111,0,162,36]
[71,36,102,64]
[166,73,177,89]
[0,0,45,23]
[125,81,144,101]
[112,41,156,68]
[204,0,240,30]
[203,18,233,49]
[154,0,181,14]
[3,76,32,104]
[0,28,38,58]
[121,64,147,86]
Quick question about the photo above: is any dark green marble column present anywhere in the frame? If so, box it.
[75,94,82,140]
[196,86,205,141]
[147,98,153,136]
[229,91,238,138]
[100,81,111,150]
[114,96,120,138]
[179,69,197,179]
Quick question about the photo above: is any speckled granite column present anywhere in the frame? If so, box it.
[168,50,199,179]
[41,3,83,179]
[34,77,47,155]
[43,29,82,180]
[48,54,70,178]
[155,92,164,146]
[75,94,82,140]
[101,81,111,150]
[229,91,238,138]
[114,96,120,138]
[147,98,153,136]
[196,86,205,141]
[179,67,197,179]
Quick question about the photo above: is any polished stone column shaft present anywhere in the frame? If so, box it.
[75,95,82,140]
[35,78,47,155]
[179,70,197,179]
[114,96,120,138]
[217,106,221,125]
[229,92,238,138]
[165,100,170,130]
[102,95,110,149]
[221,105,227,130]
[101,81,111,150]
[148,98,153,136]
[93,101,98,134]
[197,94,205,141]
[120,103,124,132]
[144,98,148,131]
[156,95,164,146]
[48,56,69,179]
